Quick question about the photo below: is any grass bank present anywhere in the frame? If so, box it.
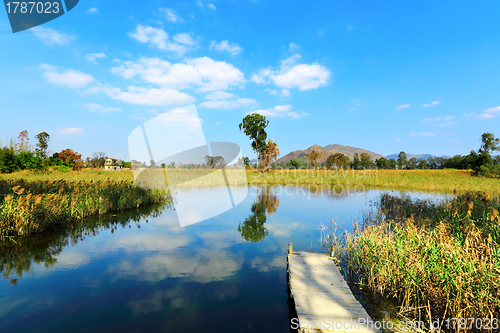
[0,171,168,237]
[4,168,498,194]
[322,192,500,328]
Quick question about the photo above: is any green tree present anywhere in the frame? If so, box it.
[397,151,407,170]
[360,152,372,169]
[326,153,350,170]
[0,146,17,173]
[475,132,500,175]
[204,155,226,169]
[237,157,250,167]
[386,158,397,169]
[407,157,418,170]
[288,159,300,169]
[34,132,50,159]
[351,153,361,170]
[418,159,428,169]
[239,114,269,169]
[375,157,388,169]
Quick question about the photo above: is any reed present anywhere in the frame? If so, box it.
[323,192,500,328]
[0,177,168,237]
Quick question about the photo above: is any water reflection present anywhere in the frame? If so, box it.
[0,203,168,284]
[0,186,445,333]
[238,186,280,242]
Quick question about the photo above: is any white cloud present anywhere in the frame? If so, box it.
[267,88,290,97]
[247,105,307,118]
[409,132,437,137]
[84,103,122,113]
[396,138,400,141]
[93,84,195,106]
[200,98,256,110]
[85,52,106,63]
[396,104,410,109]
[173,33,197,46]
[288,43,300,52]
[155,107,203,130]
[200,91,256,110]
[159,8,184,23]
[421,101,441,107]
[86,7,98,14]
[110,56,245,92]
[215,121,222,125]
[196,0,204,9]
[31,27,75,45]
[423,116,457,127]
[465,106,500,119]
[205,91,236,100]
[210,40,243,55]
[208,3,216,10]
[251,69,271,84]
[56,127,84,135]
[251,55,330,91]
[40,64,94,88]
[128,25,194,55]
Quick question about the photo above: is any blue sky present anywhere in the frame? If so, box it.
[1,0,499,161]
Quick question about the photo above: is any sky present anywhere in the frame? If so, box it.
[1,0,499,161]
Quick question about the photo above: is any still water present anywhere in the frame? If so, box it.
[0,186,443,333]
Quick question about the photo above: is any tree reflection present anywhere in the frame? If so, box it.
[238,187,279,242]
[0,202,169,284]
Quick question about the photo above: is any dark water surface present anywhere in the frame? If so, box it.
[0,186,444,333]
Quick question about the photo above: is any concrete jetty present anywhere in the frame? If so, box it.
[287,244,382,333]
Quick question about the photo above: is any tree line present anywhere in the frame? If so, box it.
[237,119,500,178]
[0,130,131,174]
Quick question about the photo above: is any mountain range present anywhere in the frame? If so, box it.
[385,153,451,160]
[276,144,384,164]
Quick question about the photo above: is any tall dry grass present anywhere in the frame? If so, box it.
[247,169,500,195]
[0,177,168,237]
[323,192,500,330]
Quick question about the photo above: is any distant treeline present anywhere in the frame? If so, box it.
[0,131,131,174]
[266,133,500,178]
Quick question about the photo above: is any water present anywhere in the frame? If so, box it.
[0,186,444,333]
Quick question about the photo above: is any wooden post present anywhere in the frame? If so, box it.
[288,243,293,255]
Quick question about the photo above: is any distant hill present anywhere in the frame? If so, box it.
[277,144,384,164]
[385,153,451,160]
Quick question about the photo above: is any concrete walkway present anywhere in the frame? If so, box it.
[288,250,382,333]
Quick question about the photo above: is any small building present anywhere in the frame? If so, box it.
[104,158,123,171]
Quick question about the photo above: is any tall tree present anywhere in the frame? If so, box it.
[261,139,280,168]
[35,132,50,158]
[397,151,407,170]
[239,114,269,169]
[306,150,322,169]
[475,132,500,175]
[17,130,29,152]
[58,149,84,170]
